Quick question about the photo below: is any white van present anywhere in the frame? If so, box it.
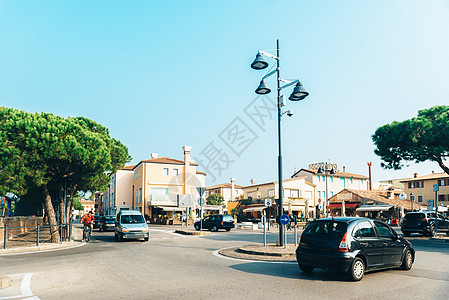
[115,210,149,242]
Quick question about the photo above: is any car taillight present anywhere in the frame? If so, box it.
[338,232,348,252]
[221,221,223,225]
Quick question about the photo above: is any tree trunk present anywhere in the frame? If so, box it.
[42,185,60,243]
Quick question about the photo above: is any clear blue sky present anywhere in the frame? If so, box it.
[1,0,448,186]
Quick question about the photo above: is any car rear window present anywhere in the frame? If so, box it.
[303,221,347,236]
[223,215,234,222]
[106,217,115,221]
[405,213,425,221]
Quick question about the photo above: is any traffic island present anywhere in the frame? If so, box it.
[174,230,211,236]
[219,244,297,262]
[0,276,11,289]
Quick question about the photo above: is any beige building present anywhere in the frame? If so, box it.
[133,146,201,220]
[204,178,244,212]
[242,177,316,218]
[292,164,368,214]
[401,172,449,210]
[103,165,136,215]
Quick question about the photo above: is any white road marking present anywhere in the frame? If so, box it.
[212,247,297,265]
[0,273,40,300]
[149,229,186,238]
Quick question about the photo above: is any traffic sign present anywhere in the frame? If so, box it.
[265,199,272,207]
[433,184,439,192]
[399,193,407,200]
[427,200,434,211]
[198,198,205,206]
[280,214,290,225]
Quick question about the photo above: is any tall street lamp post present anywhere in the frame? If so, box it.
[251,39,309,246]
[317,163,336,218]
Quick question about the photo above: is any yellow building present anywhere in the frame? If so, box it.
[401,172,449,211]
[132,146,202,221]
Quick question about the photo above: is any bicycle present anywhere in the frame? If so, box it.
[83,225,92,242]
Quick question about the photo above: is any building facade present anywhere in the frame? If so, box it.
[102,165,135,216]
[401,172,449,211]
[241,177,316,218]
[204,178,244,214]
[132,146,201,221]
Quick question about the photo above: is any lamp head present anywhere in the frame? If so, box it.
[317,167,323,174]
[330,168,336,175]
[251,53,269,70]
[289,81,309,101]
[255,80,271,95]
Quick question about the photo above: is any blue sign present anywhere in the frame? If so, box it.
[433,184,439,192]
[280,214,290,225]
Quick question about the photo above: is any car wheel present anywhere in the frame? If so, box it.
[400,249,413,270]
[195,224,200,231]
[403,232,410,237]
[347,257,365,281]
[114,233,118,241]
[212,226,218,232]
[446,232,449,236]
[299,263,314,273]
[143,237,149,242]
[226,228,231,232]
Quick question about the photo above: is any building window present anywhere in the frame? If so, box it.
[350,178,353,184]
[330,176,333,183]
[416,181,423,188]
[438,194,446,202]
[410,195,415,202]
[409,182,415,189]
[291,190,299,198]
[137,188,142,204]
[330,191,334,197]
[318,191,321,198]
[173,168,179,176]
[247,192,252,199]
[134,171,137,180]
[268,189,275,197]
[163,168,169,176]
[317,175,320,182]
[340,177,346,188]
[360,179,364,185]
[151,188,168,196]
[322,191,326,199]
[439,179,446,186]
[417,195,423,203]
[138,168,141,178]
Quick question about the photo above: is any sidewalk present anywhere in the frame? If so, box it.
[0,223,84,255]
[219,244,297,262]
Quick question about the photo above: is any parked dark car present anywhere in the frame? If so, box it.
[194,214,235,232]
[296,217,414,281]
[99,215,116,232]
[93,215,101,229]
[401,211,449,237]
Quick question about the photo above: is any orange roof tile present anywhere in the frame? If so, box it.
[138,157,198,166]
[207,183,244,190]
[400,172,449,182]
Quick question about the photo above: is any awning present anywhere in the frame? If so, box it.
[155,206,185,212]
[328,203,358,208]
[356,205,393,212]
[243,206,267,212]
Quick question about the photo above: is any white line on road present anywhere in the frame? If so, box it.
[212,247,297,265]
[0,273,40,300]
[149,229,186,238]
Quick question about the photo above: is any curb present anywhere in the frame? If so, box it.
[0,241,84,255]
[174,230,211,236]
[0,276,11,289]
[238,245,296,257]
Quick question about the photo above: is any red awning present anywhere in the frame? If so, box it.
[328,203,358,208]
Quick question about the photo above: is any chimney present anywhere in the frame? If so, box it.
[343,166,346,173]
[250,178,256,185]
[367,162,373,191]
[230,178,235,201]
[413,173,418,178]
[150,153,158,159]
[183,146,191,167]
[432,170,435,174]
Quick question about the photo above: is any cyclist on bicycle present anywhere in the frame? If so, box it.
[80,211,95,241]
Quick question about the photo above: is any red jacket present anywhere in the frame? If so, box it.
[81,214,95,225]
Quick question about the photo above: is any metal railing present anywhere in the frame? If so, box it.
[0,221,73,250]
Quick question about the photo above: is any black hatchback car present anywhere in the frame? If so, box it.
[194,214,235,232]
[401,211,449,237]
[296,217,414,281]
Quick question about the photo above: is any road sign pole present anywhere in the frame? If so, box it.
[283,224,287,249]
[435,190,438,236]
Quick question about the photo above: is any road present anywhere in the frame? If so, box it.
[1,225,449,300]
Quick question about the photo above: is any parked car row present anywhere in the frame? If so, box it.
[400,211,449,237]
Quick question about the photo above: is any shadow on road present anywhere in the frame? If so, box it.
[228,261,352,282]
